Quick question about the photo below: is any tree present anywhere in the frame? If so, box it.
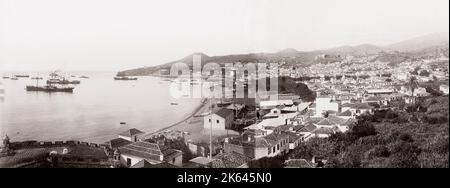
[419,70,430,77]
[408,76,419,97]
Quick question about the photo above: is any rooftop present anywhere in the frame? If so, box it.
[211,152,252,168]
[118,128,145,137]
[215,108,234,118]
[118,141,182,162]
[284,159,314,168]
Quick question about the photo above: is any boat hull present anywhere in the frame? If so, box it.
[26,86,74,93]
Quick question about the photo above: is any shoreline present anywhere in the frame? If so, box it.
[143,97,209,138]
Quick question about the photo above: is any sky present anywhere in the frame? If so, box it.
[0,0,448,71]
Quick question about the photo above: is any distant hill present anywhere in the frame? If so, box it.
[323,44,383,55]
[386,32,449,52]
[118,32,450,76]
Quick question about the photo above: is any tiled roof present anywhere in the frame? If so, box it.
[190,157,214,166]
[118,128,145,137]
[316,118,333,126]
[118,141,181,162]
[131,159,154,168]
[215,108,234,118]
[281,132,301,142]
[337,110,352,117]
[353,103,373,110]
[341,103,373,110]
[327,116,347,125]
[305,117,323,124]
[264,133,289,144]
[284,159,314,168]
[62,145,109,160]
[147,162,178,168]
[312,127,335,135]
[299,123,317,132]
[131,160,178,168]
[211,152,252,168]
[105,138,132,149]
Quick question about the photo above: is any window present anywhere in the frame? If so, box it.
[172,158,176,164]
[268,148,271,155]
[277,144,280,150]
[217,120,220,124]
[272,147,275,153]
[209,119,211,123]
[127,158,132,167]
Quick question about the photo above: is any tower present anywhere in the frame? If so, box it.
[112,149,121,168]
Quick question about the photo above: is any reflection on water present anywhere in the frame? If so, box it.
[0,71,201,143]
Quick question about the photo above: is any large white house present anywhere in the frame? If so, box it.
[204,108,234,131]
[315,96,339,117]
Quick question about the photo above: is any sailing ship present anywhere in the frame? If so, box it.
[46,71,81,84]
[26,77,74,93]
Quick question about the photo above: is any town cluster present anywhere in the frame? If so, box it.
[1,52,448,168]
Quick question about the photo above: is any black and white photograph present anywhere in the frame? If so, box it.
[0,0,448,172]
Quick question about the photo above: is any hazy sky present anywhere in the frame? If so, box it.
[0,0,448,71]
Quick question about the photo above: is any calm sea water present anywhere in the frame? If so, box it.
[0,71,201,143]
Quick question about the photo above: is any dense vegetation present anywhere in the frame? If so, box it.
[251,96,449,168]
[289,96,449,168]
[278,76,317,102]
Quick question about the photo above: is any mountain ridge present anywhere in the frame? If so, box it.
[118,32,449,76]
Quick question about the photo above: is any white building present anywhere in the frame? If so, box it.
[118,128,145,142]
[315,96,339,117]
[204,108,234,131]
[440,85,449,95]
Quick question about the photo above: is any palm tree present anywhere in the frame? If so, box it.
[408,76,419,105]
[408,76,419,97]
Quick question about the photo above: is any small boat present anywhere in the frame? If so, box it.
[2,76,10,79]
[120,122,126,125]
[31,77,43,80]
[11,77,19,80]
[80,76,89,79]
[114,76,138,80]
[170,102,179,105]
